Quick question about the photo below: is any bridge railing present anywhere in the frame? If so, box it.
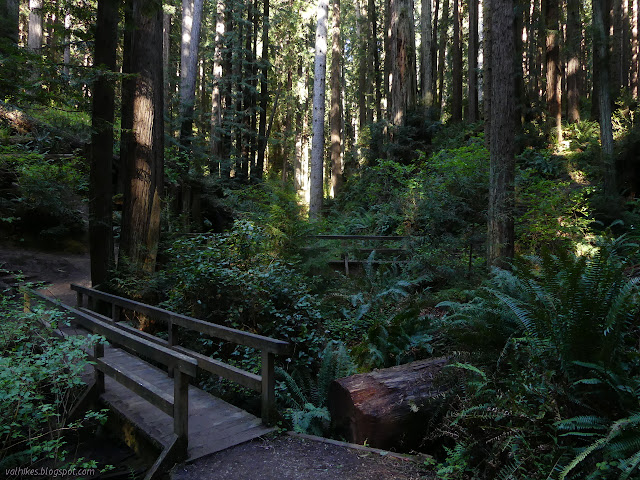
[70,284,290,424]
[25,291,197,460]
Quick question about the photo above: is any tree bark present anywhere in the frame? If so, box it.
[28,0,42,52]
[256,0,270,179]
[89,0,119,287]
[633,0,639,98]
[328,358,448,450]
[163,13,171,121]
[421,0,434,108]
[330,0,343,197]
[593,0,615,196]
[467,0,479,122]
[544,0,562,142]
[488,0,515,269]
[389,0,417,126]
[119,0,164,273]
[566,0,581,123]
[483,0,492,147]
[369,0,382,121]
[451,0,462,121]
[179,0,204,151]
[210,0,225,168]
[612,0,622,94]
[437,0,449,109]
[310,0,328,219]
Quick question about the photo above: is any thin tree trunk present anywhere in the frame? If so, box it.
[389,0,417,126]
[63,11,71,76]
[179,0,205,150]
[468,0,479,121]
[256,0,270,179]
[89,0,119,286]
[421,0,434,108]
[163,13,171,121]
[310,0,329,219]
[545,0,562,142]
[431,0,439,97]
[483,0,492,146]
[120,0,164,273]
[210,0,224,168]
[593,0,615,196]
[28,0,42,52]
[438,0,449,109]
[612,0,622,94]
[633,0,639,98]
[356,0,367,130]
[330,0,343,197]
[566,0,580,123]
[451,0,462,121]
[488,0,515,269]
[370,0,382,120]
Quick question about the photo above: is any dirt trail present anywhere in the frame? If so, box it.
[0,245,91,304]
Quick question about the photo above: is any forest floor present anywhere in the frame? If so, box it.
[0,244,433,479]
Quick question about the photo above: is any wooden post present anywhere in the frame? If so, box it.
[111,304,120,322]
[93,339,105,394]
[167,316,178,378]
[173,368,189,459]
[76,291,83,308]
[261,350,275,425]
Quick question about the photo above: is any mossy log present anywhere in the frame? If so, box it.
[328,357,447,450]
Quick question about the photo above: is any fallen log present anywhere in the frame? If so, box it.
[328,357,448,451]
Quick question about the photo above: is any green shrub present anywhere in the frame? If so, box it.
[0,295,106,471]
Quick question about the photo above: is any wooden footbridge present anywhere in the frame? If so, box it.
[26,285,291,479]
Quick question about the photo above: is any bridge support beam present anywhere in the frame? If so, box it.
[261,351,275,425]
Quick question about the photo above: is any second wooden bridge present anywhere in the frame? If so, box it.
[27,284,291,479]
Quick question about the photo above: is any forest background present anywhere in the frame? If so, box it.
[2,0,640,478]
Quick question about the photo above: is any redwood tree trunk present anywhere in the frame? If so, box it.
[437,0,449,109]
[483,0,492,146]
[330,0,343,197]
[120,0,164,273]
[89,0,119,287]
[488,0,515,269]
[420,0,434,108]
[310,0,328,218]
[28,0,42,52]
[389,0,417,126]
[633,0,639,98]
[450,0,462,121]
[566,0,581,123]
[545,0,562,142]
[467,0,479,122]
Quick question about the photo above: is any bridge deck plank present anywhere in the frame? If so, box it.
[58,324,274,462]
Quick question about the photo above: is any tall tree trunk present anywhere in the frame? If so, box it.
[633,0,639,98]
[120,0,164,273]
[310,0,328,219]
[330,0,343,197]
[28,0,42,52]
[63,10,71,77]
[431,0,439,98]
[256,0,270,179]
[163,12,171,121]
[513,0,525,126]
[437,0,449,109]
[179,0,205,150]
[370,0,382,120]
[421,0,434,108]
[210,0,224,168]
[450,0,462,121]
[356,0,368,130]
[611,0,622,95]
[545,0,562,142]
[566,0,581,123]
[488,0,515,269]
[0,0,19,44]
[467,0,479,121]
[89,0,119,287]
[483,0,492,146]
[593,0,615,196]
[389,0,417,126]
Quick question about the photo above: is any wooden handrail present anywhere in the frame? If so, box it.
[70,284,290,355]
[25,291,196,457]
[70,284,289,424]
